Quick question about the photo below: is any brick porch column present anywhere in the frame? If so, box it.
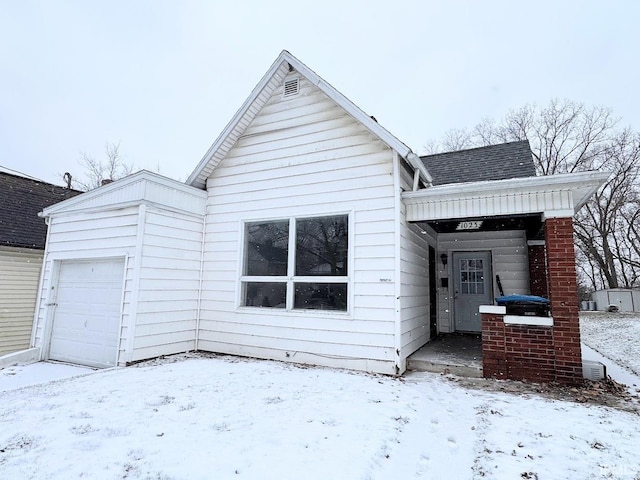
[481,309,507,379]
[544,217,583,385]
[527,241,548,298]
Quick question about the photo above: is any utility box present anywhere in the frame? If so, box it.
[582,360,606,381]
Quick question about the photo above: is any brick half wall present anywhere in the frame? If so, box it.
[481,217,584,385]
[481,312,555,382]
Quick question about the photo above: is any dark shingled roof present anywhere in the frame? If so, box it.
[0,171,82,249]
[420,140,537,186]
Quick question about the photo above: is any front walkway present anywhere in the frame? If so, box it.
[0,361,95,392]
[407,333,483,377]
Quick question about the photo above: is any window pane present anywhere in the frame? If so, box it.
[295,216,348,276]
[244,282,287,308]
[245,221,289,276]
[294,283,347,311]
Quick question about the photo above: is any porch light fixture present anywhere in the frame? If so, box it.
[440,253,448,267]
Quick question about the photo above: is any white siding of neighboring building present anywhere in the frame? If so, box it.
[0,246,43,356]
[437,230,529,332]
[397,163,434,369]
[198,73,399,374]
[32,207,140,364]
[591,289,640,312]
[131,208,204,362]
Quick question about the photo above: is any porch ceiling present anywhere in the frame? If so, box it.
[424,213,544,238]
[402,171,610,222]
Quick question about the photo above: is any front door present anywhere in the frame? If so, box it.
[453,251,492,332]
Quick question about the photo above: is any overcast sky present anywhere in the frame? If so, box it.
[1,0,638,187]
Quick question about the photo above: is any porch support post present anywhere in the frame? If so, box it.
[544,216,583,385]
[527,241,548,298]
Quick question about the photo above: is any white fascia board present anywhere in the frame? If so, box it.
[402,171,610,209]
[186,52,291,189]
[282,53,433,186]
[40,170,205,218]
[186,50,433,189]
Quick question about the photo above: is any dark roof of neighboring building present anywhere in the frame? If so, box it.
[420,140,537,186]
[0,171,82,249]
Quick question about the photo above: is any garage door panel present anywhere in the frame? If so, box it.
[49,258,125,368]
[56,287,122,312]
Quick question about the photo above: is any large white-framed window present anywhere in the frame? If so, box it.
[241,214,349,311]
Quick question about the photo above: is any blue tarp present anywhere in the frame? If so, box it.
[496,295,550,305]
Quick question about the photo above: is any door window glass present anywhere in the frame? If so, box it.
[460,258,485,295]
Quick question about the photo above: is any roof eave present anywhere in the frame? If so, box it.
[402,170,611,212]
[186,51,293,189]
[186,50,433,189]
[41,170,206,218]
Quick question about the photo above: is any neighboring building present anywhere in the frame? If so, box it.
[591,289,640,312]
[0,169,80,356]
[29,51,608,384]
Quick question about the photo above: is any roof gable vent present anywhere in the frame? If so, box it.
[283,78,300,97]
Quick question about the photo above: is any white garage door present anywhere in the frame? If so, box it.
[49,258,125,368]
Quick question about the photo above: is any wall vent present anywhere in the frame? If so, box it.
[283,78,300,97]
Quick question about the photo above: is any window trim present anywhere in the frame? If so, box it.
[237,212,353,314]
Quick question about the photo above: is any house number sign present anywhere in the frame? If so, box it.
[456,220,483,231]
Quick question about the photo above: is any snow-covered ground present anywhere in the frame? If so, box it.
[1,313,639,479]
[581,311,640,377]
[0,361,94,393]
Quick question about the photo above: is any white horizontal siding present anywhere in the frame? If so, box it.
[437,230,529,332]
[0,247,42,355]
[399,166,433,363]
[199,73,398,373]
[130,209,203,362]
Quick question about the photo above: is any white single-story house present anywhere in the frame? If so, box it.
[0,169,80,358]
[30,51,608,383]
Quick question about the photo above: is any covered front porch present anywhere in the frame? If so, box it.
[407,333,482,377]
[402,170,609,384]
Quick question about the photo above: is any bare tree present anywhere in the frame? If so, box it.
[426,99,640,290]
[574,130,640,289]
[74,142,134,191]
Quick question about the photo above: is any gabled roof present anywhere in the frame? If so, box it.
[0,170,82,249]
[187,50,432,189]
[420,140,537,186]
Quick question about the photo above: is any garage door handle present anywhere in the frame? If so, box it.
[46,303,58,306]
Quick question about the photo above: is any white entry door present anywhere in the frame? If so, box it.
[49,258,125,368]
[453,251,492,332]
